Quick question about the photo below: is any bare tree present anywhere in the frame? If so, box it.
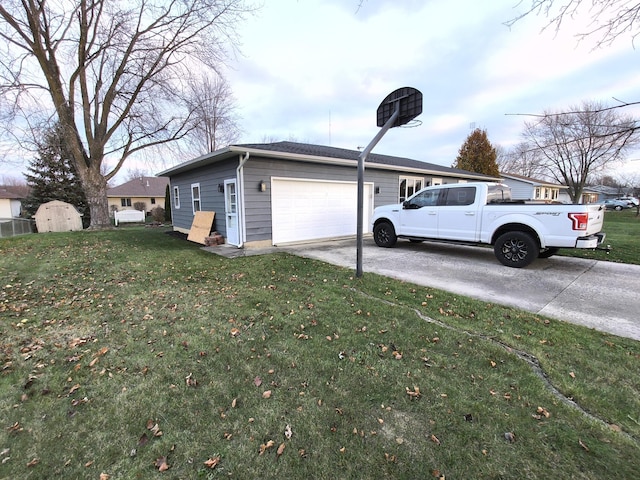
[184,73,241,155]
[506,0,640,47]
[522,101,639,203]
[0,0,254,228]
[498,141,549,179]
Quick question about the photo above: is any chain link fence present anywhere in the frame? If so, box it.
[0,218,35,238]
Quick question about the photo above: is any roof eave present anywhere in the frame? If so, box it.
[160,145,499,181]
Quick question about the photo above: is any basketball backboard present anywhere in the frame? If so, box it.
[376,87,423,128]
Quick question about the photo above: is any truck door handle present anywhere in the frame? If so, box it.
[465,212,475,216]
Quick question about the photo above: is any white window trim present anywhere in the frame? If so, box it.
[173,186,180,209]
[191,182,201,214]
[399,176,425,202]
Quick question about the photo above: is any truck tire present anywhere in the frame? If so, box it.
[373,221,397,247]
[493,231,539,268]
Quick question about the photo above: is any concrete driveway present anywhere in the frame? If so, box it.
[281,237,640,341]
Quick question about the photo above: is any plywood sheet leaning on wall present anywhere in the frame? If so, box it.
[187,211,216,244]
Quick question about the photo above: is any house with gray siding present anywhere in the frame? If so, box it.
[158,141,499,248]
[500,173,568,202]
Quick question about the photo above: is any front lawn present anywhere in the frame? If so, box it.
[1,228,638,479]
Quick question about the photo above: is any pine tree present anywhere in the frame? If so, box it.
[453,128,500,177]
[23,124,91,227]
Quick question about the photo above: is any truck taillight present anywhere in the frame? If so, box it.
[568,213,588,231]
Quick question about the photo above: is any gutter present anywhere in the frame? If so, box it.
[235,151,250,248]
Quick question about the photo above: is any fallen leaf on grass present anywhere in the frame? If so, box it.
[26,458,39,467]
[535,406,550,419]
[146,420,163,437]
[405,386,421,399]
[284,424,293,439]
[138,433,149,446]
[254,376,262,387]
[69,384,81,394]
[430,434,440,445]
[579,439,590,451]
[230,328,240,337]
[185,373,197,387]
[204,456,221,469]
[276,442,285,459]
[259,440,275,455]
[262,390,272,399]
[99,474,110,480]
[154,456,170,471]
[7,422,22,433]
[95,346,109,357]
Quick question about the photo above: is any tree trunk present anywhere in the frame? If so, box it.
[81,169,112,229]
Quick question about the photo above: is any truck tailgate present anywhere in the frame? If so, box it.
[585,204,606,236]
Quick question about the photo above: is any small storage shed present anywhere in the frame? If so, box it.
[158,141,499,248]
[34,200,84,233]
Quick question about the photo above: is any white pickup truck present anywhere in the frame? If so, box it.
[371,182,607,268]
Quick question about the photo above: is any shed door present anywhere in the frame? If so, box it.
[271,178,373,245]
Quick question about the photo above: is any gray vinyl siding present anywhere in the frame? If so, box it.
[169,158,238,236]
[241,156,421,243]
[502,179,535,200]
[167,151,483,245]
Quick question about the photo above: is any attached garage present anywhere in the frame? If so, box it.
[158,141,499,248]
[271,177,373,245]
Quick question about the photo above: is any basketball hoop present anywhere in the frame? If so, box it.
[399,119,423,128]
[357,87,423,278]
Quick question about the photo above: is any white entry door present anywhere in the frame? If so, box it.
[224,179,240,246]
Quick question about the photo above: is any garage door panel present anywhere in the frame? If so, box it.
[272,178,372,245]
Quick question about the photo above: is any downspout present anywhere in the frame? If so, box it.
[235,152,250,248]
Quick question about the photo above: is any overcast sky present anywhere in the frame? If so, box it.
[2,0,640,182]
[221,0,640,176]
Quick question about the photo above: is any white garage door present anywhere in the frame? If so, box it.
[271,178,373,245]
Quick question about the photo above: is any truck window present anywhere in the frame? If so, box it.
[407,188,441,208]
[444,187,476,206]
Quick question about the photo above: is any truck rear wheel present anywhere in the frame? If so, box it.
[373,221,397,247]
[494,231,539,268]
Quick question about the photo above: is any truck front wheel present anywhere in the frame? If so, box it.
[494,231,539,268]
[373,221,397,247]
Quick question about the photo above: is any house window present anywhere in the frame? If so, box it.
[173,186,180,209]
[151,198,156,205]
[191,183,201,214]
[535,187,541,200]
[399,176,424,202]
[121,198,132,207]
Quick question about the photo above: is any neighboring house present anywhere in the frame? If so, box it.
[584,185,625,203]
[0,186,24,218]
[576,187,601,205]
[500,173,568,202]
[107,176,169,215]
[158,141,500,248]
